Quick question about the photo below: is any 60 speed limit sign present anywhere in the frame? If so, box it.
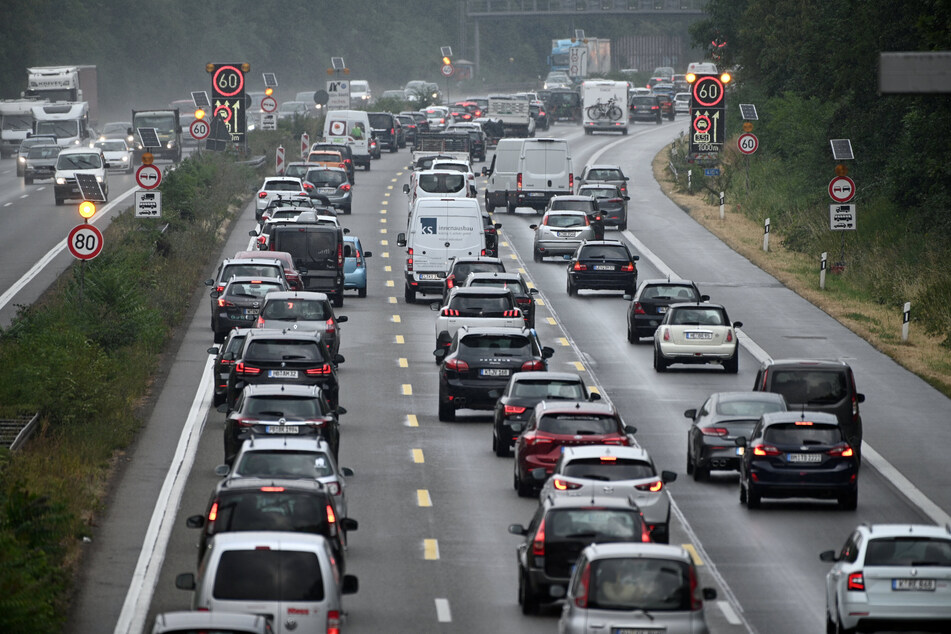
[67,224,104,260]
[737,132,759,155]
[190,118,210,140]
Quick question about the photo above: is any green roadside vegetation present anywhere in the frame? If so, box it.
[0,120,310,630]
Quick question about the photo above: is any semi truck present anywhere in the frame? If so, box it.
[31,102,92,148]
[549,38,611,80]
[0,99,47,157]
[129,109,183,162]
[23,66,99,125]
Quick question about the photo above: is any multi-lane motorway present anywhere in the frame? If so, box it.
[4,119,948,634]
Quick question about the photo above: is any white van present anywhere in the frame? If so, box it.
[482,137,523,213]
[514,138,573,213]
[397,197,486,303]
[686,62,718,76]
[175,531,358,634]
[349,80,371,104]
[323,109,371,171]
[582,80,629,135]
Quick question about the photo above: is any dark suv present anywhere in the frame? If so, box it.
[629,95,662,124]
[442,256,506,301]
[752,359,866,461]
[268,224,346,307]
[367,112,398,152]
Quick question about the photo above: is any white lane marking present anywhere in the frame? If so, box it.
[114,355,214,634]
[20,194,28,199]
[3,202,10,207]
[718,600,743,625]
[0,185,137,312]
[434,598,452,622]
[590,121,685,165]
[623,228,951,526]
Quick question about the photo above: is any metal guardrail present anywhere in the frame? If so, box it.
[1,412,40,451]
[467,0,706,16]
[237,155,267,169]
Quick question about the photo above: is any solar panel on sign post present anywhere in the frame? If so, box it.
[191,91,211,109]
[739,104,758,120]
[76,173,106,203]
[262,73,278,88]
[830,139,854,160]
[137,127,161,149]
[331,57,346,70]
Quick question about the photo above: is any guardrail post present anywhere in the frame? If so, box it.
[820,252,827,289]
[902,302,911,342]
[763,217,770,251]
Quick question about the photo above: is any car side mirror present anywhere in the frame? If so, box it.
[204,278,215,286]
[343,228,350,234]
[342,467,354,476]
[631,255,639,261]
[700,294,711,302]
[397,233,407,247]
[338,315,349,323]
[214,464,230,477]
[493,222,502,229]
[622,294,633,301]
[529,288,539,294]
[623,195,630,200]
[529,224,538,230]
[207,347,219,355]
[337,406,347,415]
[661,470,677,483]
[856,393,866,403]
[624,425,637,435]
[185,514,204,529]
[508,523,528,536]
[402,184,410,194]
[363,251,372,258]
[684,408,696,419]
[481,166,488,176]
[126,127,133,136]
[342,574,359,595]
[625,176,630,180]
[248,229,259,237]
[433,348,447,361]
[819,550,839,562]
[542,346,554,359]
[732,321,743,329]
[334,354,345,365]
[175,573,196,591]
[341,518,359,532]
[588,391,602,401]
[735,436,748,447]
[703,588,717,600]
[530,467,548,481]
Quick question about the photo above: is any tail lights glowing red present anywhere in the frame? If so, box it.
[235,362,260,376]
[569,173,574,189]
[752,444,781,456]
[517,173,523,191]
[662,328,670,341]
[327,609,341,634]
[553,478,581,491]
[700,427,728,436]
[689,564,703,609]
[337,243,343,267]
[828,444,854,457]
[847,571,865,591]
[325,318,336,334]
[207,501,218,522]
[441,308,460,316]
[325,503,336,524]
[340,183,351,192]
[621,263,635,271]
[305,363,333,375]
[532,518,546,556]
[573,262,587,271]
[726,330,734,343]
[521,360,545,371]
[258,192,268,198]
[407,248,414,272]
[636,480,664,492]
[504,405,527,415]
[444,358,469,372]
[633,302,646,315]
[260,486,285,492]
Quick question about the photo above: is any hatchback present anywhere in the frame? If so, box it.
[653,302,742,373]
[255,177,308,220]
[343,235,371,297]
[256,291,346,357]
[303,167,352,214]
[629,95,663,124]
[577,183,629,231]
[442,256,506,301]
[531,210,595,261]
[208,328,251,407]
[566,240,639,296]
[211,276,287,343]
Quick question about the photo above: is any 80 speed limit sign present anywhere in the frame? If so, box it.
[67,224,104,260]
[737,132,759,155]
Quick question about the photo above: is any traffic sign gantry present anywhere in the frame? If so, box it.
[737,132,759,155]
[136,164,162,190]
[68,224,104,260]
[189,118,210,141]
[828,176,856,203]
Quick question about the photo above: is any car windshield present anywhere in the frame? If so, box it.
[234,449,335,479]
[28,146,59,159]
[579,246,629,260]
[669,307,727,326]
[550,199,595,212]
[546,214,587,228]
[418,173,466,193]
[641,284,697,301]
[245,340,322,362]
[213,550,324,602]
[306,170,346,187]
[55,153,101,169]
[2,114,32,130]
[588,558,691,611]
[770,370,848,405]
[133,114,175,133]
[718,398,785,416]
[548,509,640,540]
[261,299,330,321]
[763,422,843,446]
[36,120,79,137]
[631,97,657,107]
[450,295,513,316]
[243,395,324,419]
[538,414,619,435]
[512,379,582,399]
[864,537,951,566]
[224,281,283,299]
[563,458,655,481]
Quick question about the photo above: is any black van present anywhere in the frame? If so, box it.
[367,112,398,152]
[270,224,346,306]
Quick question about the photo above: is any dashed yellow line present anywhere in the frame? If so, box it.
[380,218,387,224]
[500,241,509,247]
[395,335,405,344]
[389,296,397,304]
[417,489,432,507]
[588,386,601,396]
[391,177,399,182]
[384,265,392,272]
[547,317,557,325]
[382,251,390,258]
[402,383,413,395]
[536,298,545,306]
[384,192,390,197]
[387,184,394,190]
[407,415,419,428]
[526,281,535,289]
[380,228,387,234]
[386,280,395,287]
[682,544,703,566]
[572,361,585,372]
[381,240,389,246]
[509,253,518,260]
[381,200,388,205]
[558,337,570,347]
[412,447,424,462]
[518,267,526,274]
[399,357,408,368]
[423,538,439,560]
[380,208,387,214]
[392,314,401,322]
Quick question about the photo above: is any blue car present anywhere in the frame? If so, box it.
[344,235,372,297]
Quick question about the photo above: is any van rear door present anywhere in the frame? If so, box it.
[272,226,343,296]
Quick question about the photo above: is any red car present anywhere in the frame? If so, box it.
[513,401,637,497]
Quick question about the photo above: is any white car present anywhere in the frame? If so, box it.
[92,139,134,173]
[821,524,951,633]
[537,445,678,544]
[674,92,691,114]
[254,176,308,220]
[653,302,742,373]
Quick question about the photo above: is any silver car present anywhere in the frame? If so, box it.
[530,210,595,261]
[559,542,717,634]
[256,291,346,357]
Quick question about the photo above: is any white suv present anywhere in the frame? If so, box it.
[53,146,108,205]
[821,523,951,633]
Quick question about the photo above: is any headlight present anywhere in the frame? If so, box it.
[166,141,174,149]
[121,156,129,162]
[18,156,26,163]
[55,177,65,184]
[127,135,134,144]
[96,175,103,183]
[73,139,80,145]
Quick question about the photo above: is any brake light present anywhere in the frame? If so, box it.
[390,127,395,135]
[726,330,734,343]
[690,564,703,609]
[345,159,352,165]
[446,276,455,289]
[532,518,546,556]
[260,486,285,492]
[340,183,351,192]
[302,182,314,190]
[337,163,345,170]
[524,432,552,447]
[327,609,341,634]
[258,192,268,198]
[608,198,623,204]
[306,363,333,375]
[444,358,469,372]
[517,172,522,191]
[326,480,341,495]
[553,478,581,491]
[504,405,527,415]
[569,173,574,189]
[337,242,343,267]
[573,262,586,271]
[662,327,670,341]
[621,262,635,272]
[828,444,854,457]
[848,572,865,591]
[633,302,646,315]
[651,105,658,110]
[215,285,225,293]
[235,362,260,375]
[521,360,545,371]
[752,444,782,456]
[325,317,336,334]
[207,501,218,522]
[636,480,664,492]
[441,308,460,316]
[326,503,336,525]
[583,215,590,226]
[575,561,590,607]
[407,248,413,272]
[217,298,235,308]
[503,309,521,317]
[700,427,728,436]
[602,436,631,446]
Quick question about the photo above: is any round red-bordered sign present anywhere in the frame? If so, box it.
[136,164,162,190]
[261,96,277,113]
[692,76,724,107]
[828,176,855,203]
[737,132,758,155]
[189,118,210,140]
[441,64,454,77]
[68,224,104,260]
[213,65,244,98]
[693,114,711,133]
[214,104,233,122]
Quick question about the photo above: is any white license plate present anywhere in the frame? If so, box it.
[243,309,259,315]
[593,265,615,271]
[556,232,577,238]
[418,274,441,280]
[658,306,668,313]
[685,331,713,340]
[613,629,664,634]
[268,370,298,379]
[893,578,935,591]
[528,192,544,197]
[480,368,511,377]
[265,425,300,434]
[318,188,335,194]
[787,453,822,463]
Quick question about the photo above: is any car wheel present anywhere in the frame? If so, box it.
[566,277,576,296]
[332,291,343,308]
[438,395,455,422]
[486,198,495,213]
[344,206,352,215]
[653,346,668,372]
[627,323,636,344]
[619,221,627,231]
[515,467,533,498]
[365,161,371,171]
[693,462,709,482]
[519,570,539,615]
[746,483,761,509]
[404,284,416,304]
[358,286,367,298]
[212,390,225,407]
[493,431,508,457]
[826,611,836,634]
[724,349,739,374]
[533,248,541,263]
[686,450,694,475]
[839,489,858,511]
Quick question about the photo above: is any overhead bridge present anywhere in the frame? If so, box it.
[466,0,706,17]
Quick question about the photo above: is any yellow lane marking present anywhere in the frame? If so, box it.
[509,253,518,260]
[558,337,570,347]
[417,489,432,507]
[396,172,404,176]
[402,383,412,395]
[572,361,585,372]
[381,218,387,224]
[407,415,419,428]
[395,335,405,344]
[682,544,703,566]
[547,317,557,325]
[424,538,439,560]
[399,358,408,368]
[386,280,395,287]
[384,192,390,197]
[381,240,389,246]
[536,298,545,306]
[526,281,535,289]
[380,209,387,214]
[380,228,387,234]
[385,265,392,272]
[500,241,509,247]
[392,314,401,322]
[588,386,601,395]
[518,268,526,274]
[412,447,424,462]
[389,296,397,304]
[381,200,388,205]
[382,251,390,258]
[391,178,399,182]
[387,185,394,189]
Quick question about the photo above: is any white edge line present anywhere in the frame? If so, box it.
[0,185,137,312]
[434,598,452,623]
[114,355,214,634]
[718,600,743,625]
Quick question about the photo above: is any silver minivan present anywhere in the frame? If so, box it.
[176,531,358,634]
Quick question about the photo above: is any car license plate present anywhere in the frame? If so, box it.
[787,453,822,463]
[265,425,299,434]
[529,192,544,197]
[685,331,713,340]
[318,188,335,194]
[480,368,510,377]
[613,628,665,634]
[243,309,259,316]
[593,265,615,271]
[556,231,577,238]
[418,273,441,280]
[736,446,745,455]
[893,578,935,591]
[268,370,298,379]
[657,306,668,313]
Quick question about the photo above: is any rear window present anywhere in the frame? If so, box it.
[762,422,843,446]
[224,281,283,299]
[563,458,655,481]
[453,262,504,279]
[449,294,514,316]
[538,414,620,435]
[546,213,587,228]
[579,245,629,260]
[213,550,324,601]
[273,229,337,261]
[550,199,596,212]
[631,97,657,106]
[668,306,727,326]
[717,398,785,417]
[28,146,59,159]
[588,557,691,611]
[512,379,583,399]
[222,264,283,282]
[586,169,624,181]
[234,450,335,479]
[305,170,346,187]
[770,370,848,405]
[265,180,302,191]
[582,187,618,199]
[640,284,697,301]
[211,490,328,536]
[244,395,325,419]
[367,113,392,128]
[864,537,951,566]
[468,279,526,296]
[547,509,641,539]
[245,339,322,362]
[460,334,530,350]
[309,152,341,162]
[418,173,466,193]
[261,298,330,321]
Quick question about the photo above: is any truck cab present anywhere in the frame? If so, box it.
[32,102,91,148]
[130,109,183,162]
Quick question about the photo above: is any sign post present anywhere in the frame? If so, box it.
[763,217,770,252]
[902,302,911,341]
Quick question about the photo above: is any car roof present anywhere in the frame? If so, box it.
[760,358,854,370]
[262,177,303,184]
[448,287,513,297]
[465,272,523,282]
[855,524,951,539]
[760,411,840,426]
[215,476,328,495]
[550,195,594,202]
[585,164,624,171]
[668,301,727,310]
[535,400,618,416]
[224,275,284,286]
[244,328,325,342]
[510,371,582,382]
[238,435,332,452]
[579,240,627,248]
[58,146,102,155]
[205,530,332,551]
[223,257,282,266]
[562,445,651,462]
[240,383,324,398]
[639,278,696,286]
[544,209,588,216]
[712,391,787,404]
[450,256,503,264]
[584,542,693,563]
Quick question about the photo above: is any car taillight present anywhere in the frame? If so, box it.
[258,192,268,198]
[553,478,581,491]
[215,285,225,293]
[444,358,469,372]
[700,427,728,436]
[532,517,546,556]
[620,185,627,195]
[441,308,460,316]
[651,105,658,110]
[256,315,265,327]
[726,330,734,343]
[583,215,590,225]
[828,444,854,457]
[635,480,664,492]
[504,405,526,415]
[446,276,455,289]
[326,480,341,495]
[325,317,336,334]
[521,360,545,371]
[573,262,587,271]
[302,182,314,190]
[340,183,351,192]
[690,564,703,609]
[633,302,646,315]
[516,297,530,305]
[525,432,552,447]
[569,173,574,189]
[345,159,352,165]
[621,262,635,271]
[575,561,590,607]
[327,609,341,634]
[326,503,336,525]
[306,363,333,375]
[608,198,623,204]
[207,501,218,522]
[752,444,781,456]
[517,172,522,190]
[503,309,521,317]
[337,163,346,170]
[390,127,395,135]
[848,571,865,591]
[235,362,260,375]
[662,327,670,342]
[337,242,343,267]
[217,298,235,308]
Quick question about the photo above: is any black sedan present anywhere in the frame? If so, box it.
[566,241,639,296]
[210,276,287,343]
[684,391,787,480]
[624,278,704,342]
[207,328,251,406]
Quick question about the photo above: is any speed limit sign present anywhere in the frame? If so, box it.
[737,132,759,155]
[67,224,104,260]
[190,118,210,140]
